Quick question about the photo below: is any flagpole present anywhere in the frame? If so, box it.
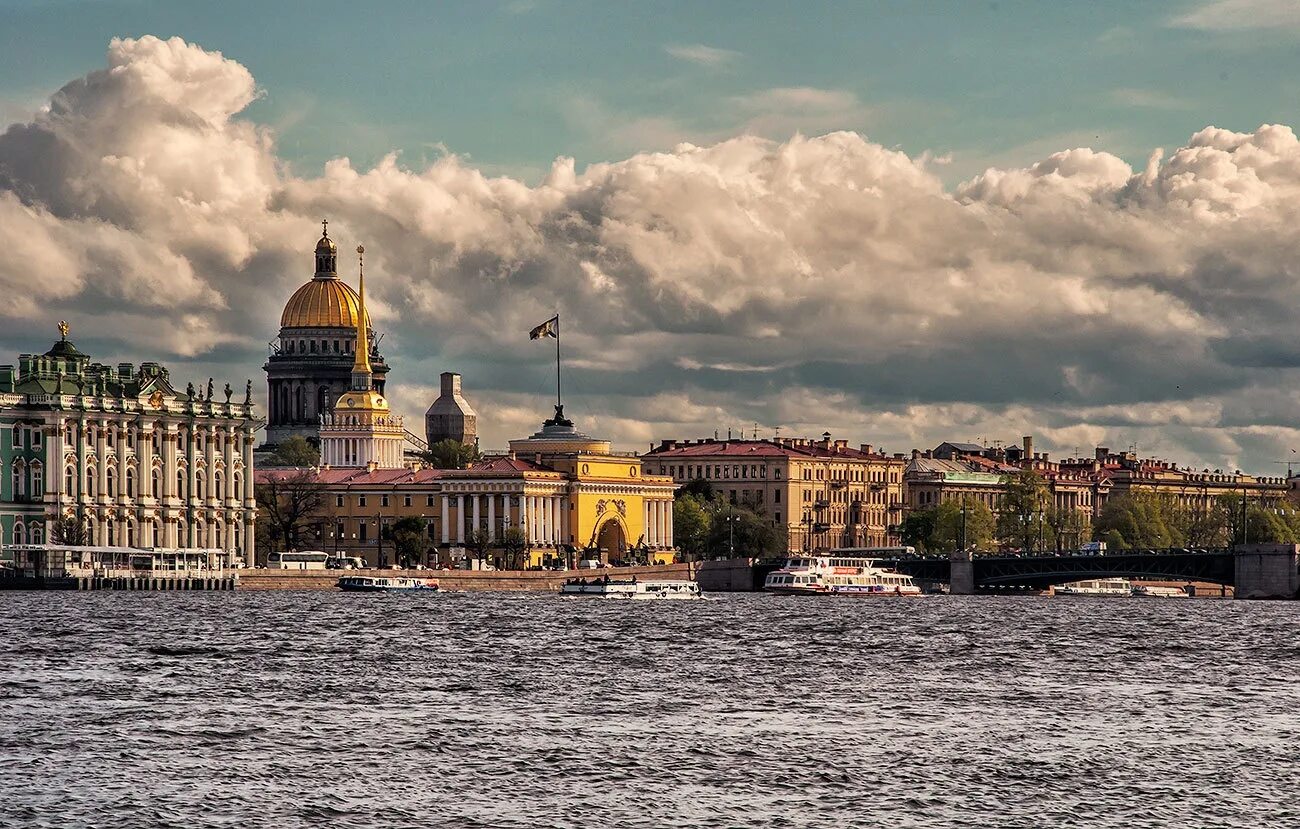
[555,313,562,415]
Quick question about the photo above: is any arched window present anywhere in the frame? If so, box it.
[317,386,329,415]
[126,469,135,498]
[177,468,186,499]
[214,471,224,500]
[295,386,305,421]
[12,522,23,545]
[106,468,116,498]
[151,468,161,498]
[233,471,242,497]
[196,473,205,501]
[65,465,75,496]
[86,467,96,499]
[153,519,162,546]
[31,464,43,498]
[178,519,188,548]
[125,522,135,548]
[30,524,42,545]
[11,465,22,499]
[106,520,116,547]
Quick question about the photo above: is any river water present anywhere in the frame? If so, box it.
[1,592,1298,828]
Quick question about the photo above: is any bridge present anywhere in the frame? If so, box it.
[865,543,1300,599]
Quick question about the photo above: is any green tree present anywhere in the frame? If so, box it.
[672,492,711,560]
[676,478,715,501]
[997,469,1051,552]
[268,434,320,468]
[706,501,784,560]
[1046,505,1087,552]
[900,509,936,551]
[422,439,481,470]
[932,499,996,553]
[389,516,428,569]
[1093,491,1183,549]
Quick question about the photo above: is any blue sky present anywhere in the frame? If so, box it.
[2,0,1296,184]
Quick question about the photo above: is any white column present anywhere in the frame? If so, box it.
[441,495,450,544]
[456,495,465,543]
[527,495,537,544]
[487,495,496,540]
[644,501,651,547]
[657,500,666,547]
[472,494,481,534]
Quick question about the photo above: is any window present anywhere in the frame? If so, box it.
[336,495,344,508]
[336,521,345,539]
[33,429,41,449]
[358,495,367,508]
[359,523,368,542]
[427,495,435,507]
[403,495,412,507]
[774,490,781,504]
[32,467,43,497]
[381,495,390,507]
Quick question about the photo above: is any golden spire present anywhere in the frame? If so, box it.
[58,320,69,340]
[351,244,373,383]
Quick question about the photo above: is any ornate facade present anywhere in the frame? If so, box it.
[263,222,388,447]
[0,326,258,561]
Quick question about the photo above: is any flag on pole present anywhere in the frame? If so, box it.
[529,315,559,340]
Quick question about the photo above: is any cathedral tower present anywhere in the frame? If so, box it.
[262,221,390,448]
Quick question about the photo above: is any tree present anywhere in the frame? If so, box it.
[997,469,1051,552]
[706,501,785,560]
[422,439,481,470]
[268,435,319,468]
[900,509,937,552]
[255,469,328,552]
[49,514,87,546]
[1046,505,1086,552]
[932,500,996,553]
[468,528,493,567]
[389,516,427,569]
[676,478,715,501]
[499,526,528,570]
[672,493,711,561]
[1093,491,1182,550]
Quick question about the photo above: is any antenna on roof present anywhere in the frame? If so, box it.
[753,423,759,440]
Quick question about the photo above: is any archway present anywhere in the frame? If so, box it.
[596,518,627,564]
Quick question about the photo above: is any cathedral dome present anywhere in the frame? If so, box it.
[280,277,370,329]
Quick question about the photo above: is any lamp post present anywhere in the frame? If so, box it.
[374,512,384,569]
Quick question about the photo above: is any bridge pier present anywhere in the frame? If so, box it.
[1234,544,1300,600]
[950,551,974,596]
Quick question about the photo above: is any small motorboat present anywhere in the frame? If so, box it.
[337,576,439,592]
[560,576,702,600]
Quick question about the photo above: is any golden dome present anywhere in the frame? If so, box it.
[280,277,372,329]
[336,388,389,412]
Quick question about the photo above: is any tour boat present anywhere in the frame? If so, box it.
[1131,584,1189,598]
[560,577,702,600]
[337,576,439,592]
[764,552,922,596]
[1053,578,1130,597]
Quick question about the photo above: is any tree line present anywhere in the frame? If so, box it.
[900,467,1300,554]
[671,479,787,561]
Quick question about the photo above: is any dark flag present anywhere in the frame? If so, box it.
[529,315,559,340]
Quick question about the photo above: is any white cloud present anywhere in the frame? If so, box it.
[1171,0,1300,31]
[7,37,1300,474]
[664,43,740,66]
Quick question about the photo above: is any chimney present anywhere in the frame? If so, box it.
[911,449,921,459]
[1023,436,1033,458]
[1095,447,1109,461]
[862,444,874,455]
[440,372,461,396]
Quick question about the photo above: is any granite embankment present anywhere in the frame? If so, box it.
[238,558,758,592]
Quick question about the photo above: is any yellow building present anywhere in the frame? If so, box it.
[259,407,676,568]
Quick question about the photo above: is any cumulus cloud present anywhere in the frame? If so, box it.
[4,36,1300,474]
[1171,0,1300,31]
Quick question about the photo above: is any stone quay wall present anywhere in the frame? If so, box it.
[239,558,758,592]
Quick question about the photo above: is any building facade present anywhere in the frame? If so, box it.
[0,326,258,561]
[263,222,389,447]
[644,435,907,551]
[259,407,676,567]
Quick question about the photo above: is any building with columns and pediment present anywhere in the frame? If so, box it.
[261,405,677,568]
[0,325,259,562]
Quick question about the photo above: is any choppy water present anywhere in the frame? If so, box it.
[1,592,1298,828]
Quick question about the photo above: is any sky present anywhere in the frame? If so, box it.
[1,0,1300,474]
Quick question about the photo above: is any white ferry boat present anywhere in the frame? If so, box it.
[1131,584,1189,598]
[1054,578,1130,597]
[764,550,922,596]
[560,577,702,600]
[337,576,439,592]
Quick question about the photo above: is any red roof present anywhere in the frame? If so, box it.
[648,439,894,461]
[255,467,447,485]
